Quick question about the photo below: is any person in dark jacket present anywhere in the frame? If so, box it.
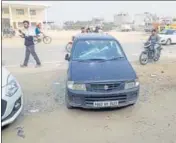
[19,20,41,68]
[147,29,160,58]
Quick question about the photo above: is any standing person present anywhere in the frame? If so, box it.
[86,27,90,33]
[81,27,86,33]
[19,20,41,68]
[94,26,100,33]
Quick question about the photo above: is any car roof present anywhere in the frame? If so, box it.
[74,33,117,40]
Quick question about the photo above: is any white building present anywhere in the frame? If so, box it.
[134,12,158,26]
[2,1,51,29]
[114,12,133,25]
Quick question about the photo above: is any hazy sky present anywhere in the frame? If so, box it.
[14,1,176,24]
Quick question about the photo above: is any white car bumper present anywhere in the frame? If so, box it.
[2,87,23,127]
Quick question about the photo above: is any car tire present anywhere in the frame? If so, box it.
[65,95,73,109]
[129,101,137,106]
[166,39,171,45]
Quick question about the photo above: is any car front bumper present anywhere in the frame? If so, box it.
[66,87,139,109]
[160,39,167,44]
[2,88,23,127]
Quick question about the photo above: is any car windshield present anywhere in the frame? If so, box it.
[71,39,125,61]
[160,29,174,35]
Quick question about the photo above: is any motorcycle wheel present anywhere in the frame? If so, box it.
[65,42,72,53]
[139,51,149,65]
[43,36,52,44]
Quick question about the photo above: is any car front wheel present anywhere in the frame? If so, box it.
[65,94,73,109]
[166,39,171,45]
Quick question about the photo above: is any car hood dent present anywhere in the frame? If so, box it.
[70,59,136,82]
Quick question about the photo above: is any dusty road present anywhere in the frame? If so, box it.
[2,60,176,143]
[2,33,176,143]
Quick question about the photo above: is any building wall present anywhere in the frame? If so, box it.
[114,12,133,25]
[30,9,45,22]
[2,4,46,29]
[134,14,145,26]
[2,8,10,18]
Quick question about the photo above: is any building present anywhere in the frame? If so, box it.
[134,12,158,26]
[159,16,173,25]
[114,12,133,26]
[91,17,104,27]
[134,14,146,26]
[2,1,51,29]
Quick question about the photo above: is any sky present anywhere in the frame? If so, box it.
[11,1,176,24]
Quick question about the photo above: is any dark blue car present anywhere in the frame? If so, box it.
[65,33,140,109]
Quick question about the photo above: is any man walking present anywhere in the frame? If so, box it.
[19,20,41,68]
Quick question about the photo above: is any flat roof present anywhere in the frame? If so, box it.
[2,1,51,7]
[75,33,116,40]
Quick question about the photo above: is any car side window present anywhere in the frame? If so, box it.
[167,30,174,35]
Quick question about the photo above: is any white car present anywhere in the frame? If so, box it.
[159,29,176,45]
[2,67,23,127]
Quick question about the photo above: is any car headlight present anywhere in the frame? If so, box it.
[67,81,86,91]
[124,79,139,90]
[5,74,19,97]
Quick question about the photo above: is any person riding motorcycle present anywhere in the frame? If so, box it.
[86,27,91,33]
[94,26,100,33]
[35,23,43,36]
[147,29,160,58]
[35,23,44,42]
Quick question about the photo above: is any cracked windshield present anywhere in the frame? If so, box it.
[2,1,176,143]
[72,40,124,61]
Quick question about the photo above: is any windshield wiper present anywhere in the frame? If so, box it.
[87,58,107,61]
[76,58,106,62]
[76,57,124,62]
[106,57,124,61]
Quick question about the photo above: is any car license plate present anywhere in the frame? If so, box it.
[93,101,119,107]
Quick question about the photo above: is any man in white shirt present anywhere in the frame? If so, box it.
[19,20,41,68]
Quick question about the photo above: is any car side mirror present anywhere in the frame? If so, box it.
[65,54,70,61]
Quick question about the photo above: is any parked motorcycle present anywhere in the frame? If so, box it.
[65,36,75,52]
[65,41,73,52]
[139,41,163,65]
[3,29,16,38]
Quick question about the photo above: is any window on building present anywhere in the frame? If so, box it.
[30,10,36,15]
[18,22,24,28]
[16,9,24,15]
[2,8,9,14]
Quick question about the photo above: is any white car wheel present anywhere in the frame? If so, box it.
[166,39,171,45]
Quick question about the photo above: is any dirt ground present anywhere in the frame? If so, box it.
[2,59,176,143]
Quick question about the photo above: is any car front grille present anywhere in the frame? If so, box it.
[85,94,127,105]
[86,82,124,92]
[1,99,7,117]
